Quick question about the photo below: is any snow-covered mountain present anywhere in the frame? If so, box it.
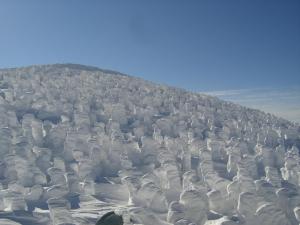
[0,64,299,225]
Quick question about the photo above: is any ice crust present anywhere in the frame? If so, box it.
[0,64,299,225]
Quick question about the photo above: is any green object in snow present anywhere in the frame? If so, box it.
[96,211,123,225]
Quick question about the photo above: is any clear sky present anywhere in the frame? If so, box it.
[0,1,299,121]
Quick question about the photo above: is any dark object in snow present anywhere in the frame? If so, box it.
[96,211,123,225]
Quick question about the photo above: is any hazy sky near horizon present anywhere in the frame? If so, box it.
[205,87,300,123]
[0,1,299,121]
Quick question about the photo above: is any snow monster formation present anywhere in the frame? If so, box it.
[0,64,299,225]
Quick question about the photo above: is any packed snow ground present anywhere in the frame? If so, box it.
[0,64,299,225]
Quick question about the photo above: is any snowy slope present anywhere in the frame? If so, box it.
[0,64,299,225]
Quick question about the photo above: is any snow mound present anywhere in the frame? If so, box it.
[0,64,299,225]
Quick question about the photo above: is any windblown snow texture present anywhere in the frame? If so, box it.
[0,64,299,225]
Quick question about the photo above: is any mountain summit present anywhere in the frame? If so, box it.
[0,64,299,225]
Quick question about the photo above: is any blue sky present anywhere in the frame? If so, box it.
[0,1,299,122]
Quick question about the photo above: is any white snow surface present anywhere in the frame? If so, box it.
[0,64,299,225]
